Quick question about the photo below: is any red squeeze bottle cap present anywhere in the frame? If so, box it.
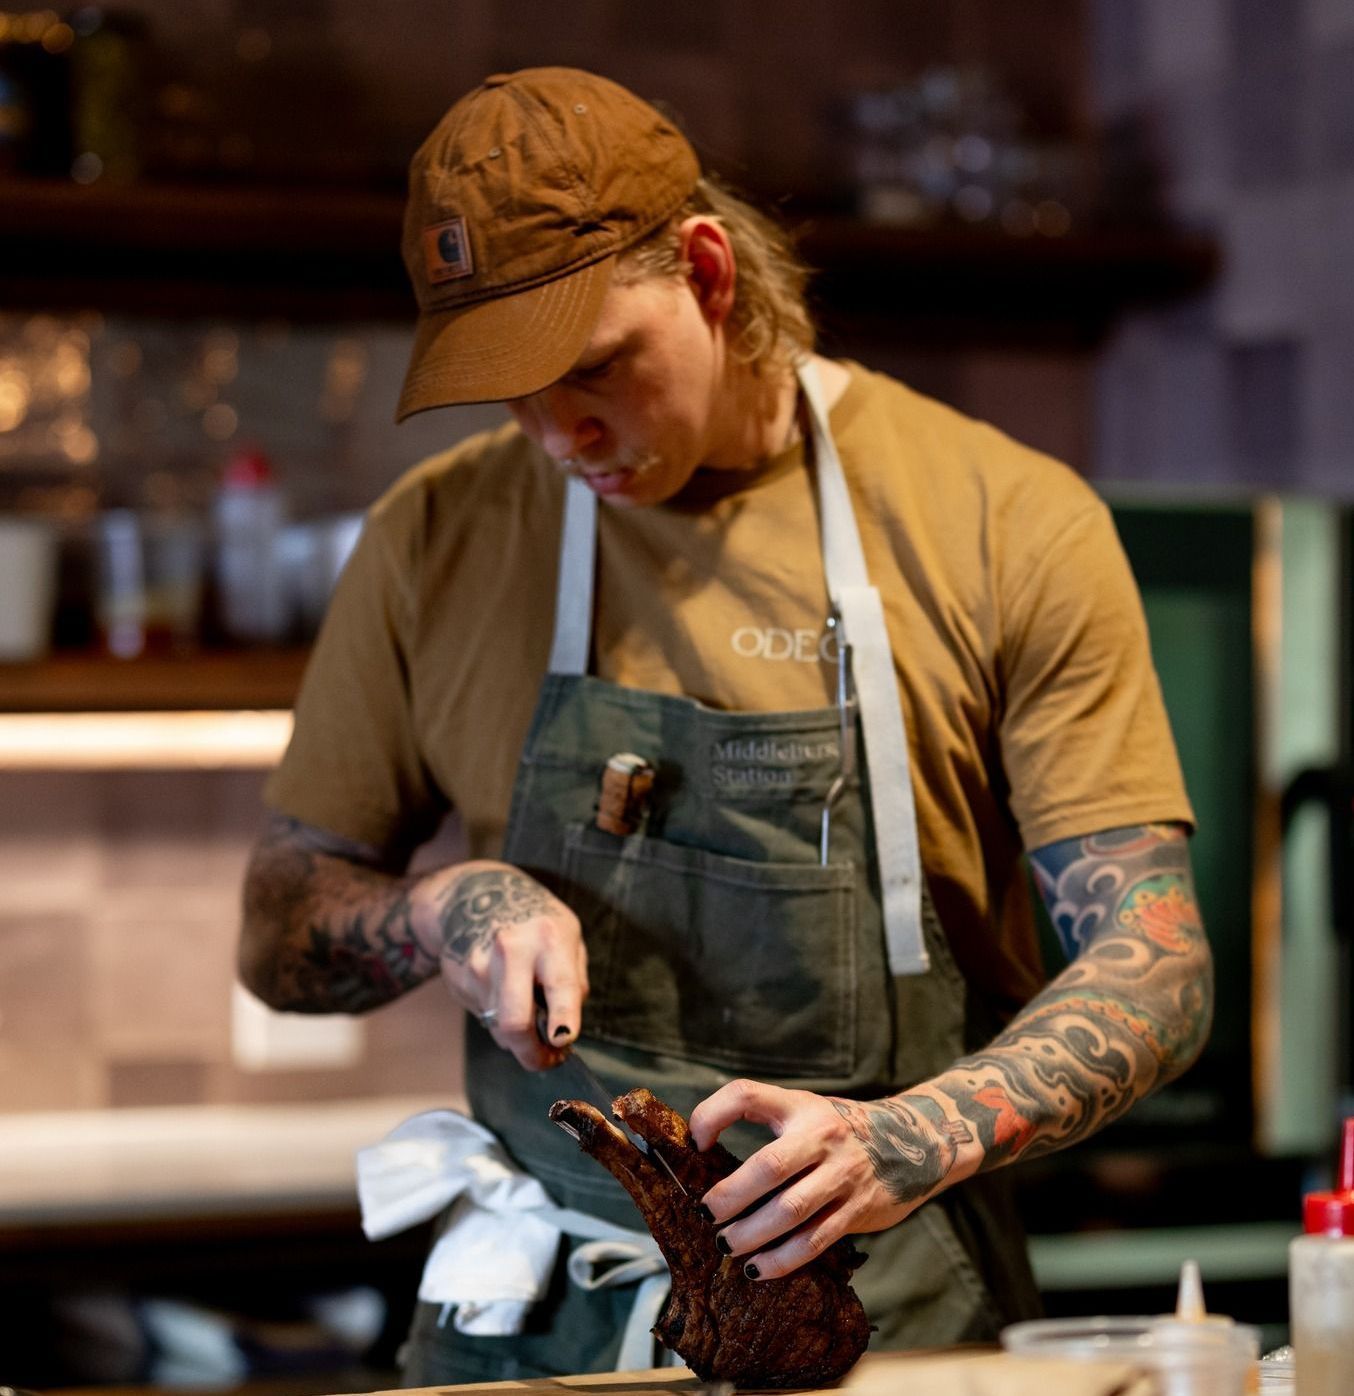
[222,446,275,487]
[1303,1118,1354,1237]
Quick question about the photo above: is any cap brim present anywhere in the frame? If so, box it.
[396,256,616,418]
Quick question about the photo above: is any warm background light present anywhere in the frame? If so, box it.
[0,709,292,769]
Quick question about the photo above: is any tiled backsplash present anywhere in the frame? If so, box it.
[0,766,468,1113]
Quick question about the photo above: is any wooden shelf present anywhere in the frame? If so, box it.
[0,648,309,712]
[798,215,1222,348]
[0,181,1221,719]
[0,177,409,321]
[0,176,1220,338]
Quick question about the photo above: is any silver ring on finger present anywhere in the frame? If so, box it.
[479,1006,498,1028]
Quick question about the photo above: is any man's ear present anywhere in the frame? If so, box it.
[677,216,735,327]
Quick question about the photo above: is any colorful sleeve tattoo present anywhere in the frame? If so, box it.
[832,823,1214,1205]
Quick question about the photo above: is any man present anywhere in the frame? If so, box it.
[238,67,1213,1383]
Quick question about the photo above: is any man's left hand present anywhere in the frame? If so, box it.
[688,1080,942,1281]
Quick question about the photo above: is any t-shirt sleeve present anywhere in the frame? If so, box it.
[263,505,446,860]
[999,500,1195,852]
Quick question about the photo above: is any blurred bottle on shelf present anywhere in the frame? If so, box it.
[0,8,73,175]
[67,6,148,184]
[0,6,146,182]
[0,52,31,173]
[94,508,204,658]
[0,514,58,660]
[275,511,363,641]
[213,444,288,645]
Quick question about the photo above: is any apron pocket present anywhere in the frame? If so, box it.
[561,824,857,1076]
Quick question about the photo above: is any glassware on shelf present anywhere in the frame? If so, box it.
[845,65,1090,235]
[94,508,204,659]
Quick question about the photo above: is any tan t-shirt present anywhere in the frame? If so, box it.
[266,361,1192,1010]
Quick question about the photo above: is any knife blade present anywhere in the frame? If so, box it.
[536,995,690,1197]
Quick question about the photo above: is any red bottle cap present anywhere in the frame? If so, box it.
[222,446,275,488]
[1304,1118,1354,1237]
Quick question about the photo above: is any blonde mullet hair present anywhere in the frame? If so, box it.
[617,176,815,375]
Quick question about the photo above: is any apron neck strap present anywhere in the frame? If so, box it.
[797,358,930,974]
[548,476,598,677]
[797,358,869,598]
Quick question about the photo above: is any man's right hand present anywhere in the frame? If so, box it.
[240,816,587,1073]
[415,859,588,1072]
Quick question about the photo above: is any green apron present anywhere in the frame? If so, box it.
[399,364,1041,1385]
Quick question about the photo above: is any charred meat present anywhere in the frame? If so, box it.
[548,1087,870,1387]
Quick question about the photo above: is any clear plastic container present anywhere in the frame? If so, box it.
[1003,1264,1259,1396]
[1003,1315,1258,1395]
[1257,1344,1296,1393]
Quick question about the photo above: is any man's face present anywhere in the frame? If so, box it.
[505,272,721,509]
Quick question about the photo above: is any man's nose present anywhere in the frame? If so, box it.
[516,386,603,463]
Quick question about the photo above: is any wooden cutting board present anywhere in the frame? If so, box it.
[328,1349,1153,1396]
[324,1368,703,1396]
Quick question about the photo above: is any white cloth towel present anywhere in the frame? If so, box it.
[356,1108,671,1370]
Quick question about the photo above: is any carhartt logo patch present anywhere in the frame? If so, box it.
[423,217,474,284]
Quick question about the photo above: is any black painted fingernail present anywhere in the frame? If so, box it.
[696,1203,715,1224]
[743,1262,760,1280]
[553,1024,569,1039]
[715,1233,732,1255]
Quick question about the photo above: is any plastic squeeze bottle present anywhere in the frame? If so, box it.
[1148,1259,1259,1395]
[1291,1118,1354,1396]
[214,445,288,644]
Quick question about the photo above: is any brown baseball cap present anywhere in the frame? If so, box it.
[396,67,701,419]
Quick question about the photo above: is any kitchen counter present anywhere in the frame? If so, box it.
[0,1094,453,1228]
[313,1352,1150,1396]
[1,1096,459,1391]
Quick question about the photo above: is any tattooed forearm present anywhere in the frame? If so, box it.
[238,817,569,1016]
[967,824,1211,1151]
[838,823,1212,1205]
[240,814,435,1013]
[436,869,560,963]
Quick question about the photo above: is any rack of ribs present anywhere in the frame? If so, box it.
[548,1087,871,1388]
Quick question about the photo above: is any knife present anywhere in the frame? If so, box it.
[536,993,690,1197]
